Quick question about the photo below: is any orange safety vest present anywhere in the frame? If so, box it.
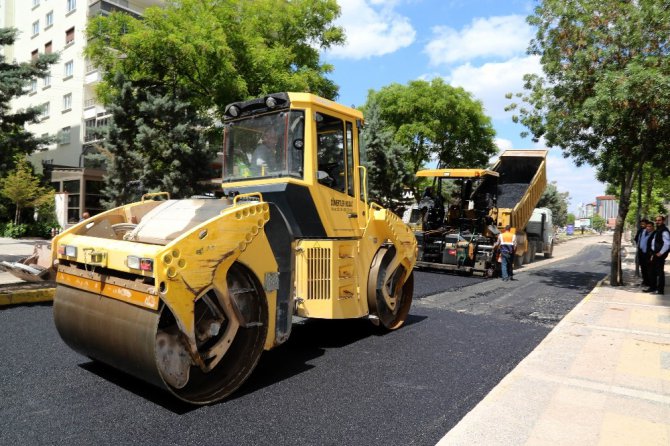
[501,232,515,244]
[499,231,516,254]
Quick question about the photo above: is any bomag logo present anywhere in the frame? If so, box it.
[331,198,353,212]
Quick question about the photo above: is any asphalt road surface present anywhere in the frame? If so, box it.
[0,239,610,446]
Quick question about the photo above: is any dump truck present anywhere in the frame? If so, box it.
[48,92,416,404]
[409,150,548,274]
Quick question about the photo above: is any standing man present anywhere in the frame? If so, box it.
[634,219,649,246]
[495,225,517,282]
[645,215,670,295]
[638,220,654,287]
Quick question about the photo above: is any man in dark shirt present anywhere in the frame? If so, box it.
[638,220,654,287]
[644,215,670,295]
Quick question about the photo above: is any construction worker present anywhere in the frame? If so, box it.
[495,225,517,281]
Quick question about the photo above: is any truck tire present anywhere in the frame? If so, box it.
[544,242,554,258]
[514,253,523,268]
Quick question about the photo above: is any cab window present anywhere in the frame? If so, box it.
[316,112,354,196]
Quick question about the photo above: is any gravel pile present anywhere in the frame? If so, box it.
[496,183,530,208]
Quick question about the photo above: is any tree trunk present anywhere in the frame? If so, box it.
[610,170,636,286]
[14,206,21,225]
[643,169,654,217]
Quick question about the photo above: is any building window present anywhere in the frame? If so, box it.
[30,79,38,94]
[63,180,80,223]
[32,21,40,37]
[64,60,73,78]
[66,0,76,14]
[40,102,50,120]
[43,72,51,88]
[65,27,75,45]
[32,0,40,8]
[45,41,52,54]
[63,93,72,111]
[59,127,71,145]
[31,49,38,61]
[46,11,53,28]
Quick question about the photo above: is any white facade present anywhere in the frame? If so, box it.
[2,0,163,173]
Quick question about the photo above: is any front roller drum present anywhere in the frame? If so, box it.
[53,264,268,404]
[367,246,414,330]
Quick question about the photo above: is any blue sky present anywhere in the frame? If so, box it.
[320,0,605,214]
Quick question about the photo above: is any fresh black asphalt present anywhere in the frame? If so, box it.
[0,242,610,446]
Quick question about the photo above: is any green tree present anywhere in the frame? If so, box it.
[625,165,670,226]
[99,73,215,208]
[98,73,145,208]
[566,213,576,225]
[0,157,54,225]
[537,181,570,227]
[508,0,670,285]
[135,86,215,198]
[360,97,410,210]
[0,28,58,177]
[592,214,606,233]
[85,0,344,111]
[365,79,497,199]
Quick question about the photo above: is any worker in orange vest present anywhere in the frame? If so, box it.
[495,225,517,281]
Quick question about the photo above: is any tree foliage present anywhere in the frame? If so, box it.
[508,0,670,285]
[99,73,214,208]
[365,79,497,199]
[360,97,410,211]
[85,0,344,112]
[0,28,58,178]
[537,181,570,227]
[0,157,54,224]
[624,164,670,226]
[591,214,606,232]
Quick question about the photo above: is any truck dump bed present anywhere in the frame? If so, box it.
[474,150,547,229]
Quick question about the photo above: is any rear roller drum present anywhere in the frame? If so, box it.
[54,263,267,405]
[367,246,414,330]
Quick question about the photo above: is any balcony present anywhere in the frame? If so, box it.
[88,0,162,19]
[84,69,102,85]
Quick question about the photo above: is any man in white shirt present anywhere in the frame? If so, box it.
[494,225,517,281]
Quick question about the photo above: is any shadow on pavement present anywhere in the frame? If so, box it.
[79,313,428,413]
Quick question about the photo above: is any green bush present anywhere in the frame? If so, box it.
[26,221,57,238]
[3,222,28,238]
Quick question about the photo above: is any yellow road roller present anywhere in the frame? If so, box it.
[51,92,416,404]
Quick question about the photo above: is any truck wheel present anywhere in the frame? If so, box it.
[368,246,414,330]
[514,254,523,268]
[545,242,554,258]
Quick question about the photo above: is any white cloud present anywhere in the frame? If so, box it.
[495,137,513,152]
[425,15,533,65]
[447,55,541,119]
[326,0,416,60]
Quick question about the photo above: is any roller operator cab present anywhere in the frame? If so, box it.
[51,92,416,405]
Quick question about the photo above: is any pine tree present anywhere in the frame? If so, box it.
[99,73,146,208]
[100,73,215,208]
[360,98,410,211]
[136,86,214,198]
[0,28,58,177]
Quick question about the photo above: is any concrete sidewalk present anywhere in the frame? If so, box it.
[438,248,670,445]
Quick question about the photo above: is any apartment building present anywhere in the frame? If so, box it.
[2,0,163,222]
